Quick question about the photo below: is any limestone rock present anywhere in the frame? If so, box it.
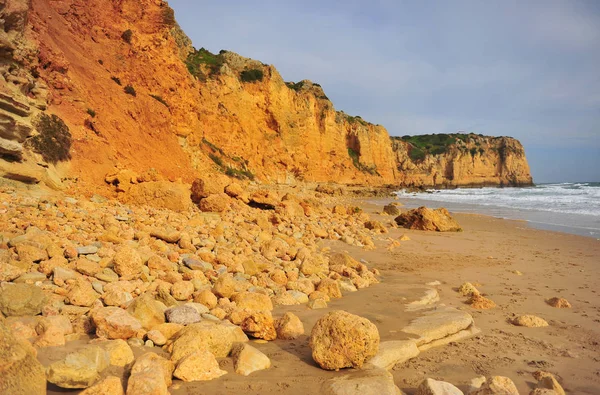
[171,280,195,300]
[512,315,549,328]
[91,307,144,339]
[275,312,304,340]
[231,291,273,311]
[534,372,565,395]
[395,207,462,232]
[471,376,519,395]
[416,378,463,395]
[127,352,174,395]
[366,340,420,370]
[173,349,227,381]
[165,305,202,325]
[112,246,143,277]
[46,346,110,389]
[168,321,249,362]
[383,203,401,216]
[191,176,229,201]
[309,310,380,370]
[546,297,571,308]
[93,339,134,367]
[0,283,47,316]
[230,309,277,340]
[401,306,475,347]
[457,282,480,296]
[0,319,46,394]
[126,293,166,330]
[80,376,124,395]
[199,193,232,212]
[321,367,401,395]
[67,279,100,307]
[468,294,496,309]
[123,181,192,212]
[231,343,271,376]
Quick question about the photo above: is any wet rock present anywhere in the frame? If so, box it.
[0,283,47,316]
[231,343,271,376]
[173,349,227,381]
[395,207,462,232]
[310,310,380,370]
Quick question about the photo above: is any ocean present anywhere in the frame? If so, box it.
[395,182,600,239]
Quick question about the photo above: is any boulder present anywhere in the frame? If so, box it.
[534,372,565,395]
[364,220,388,233]
[93,339,134,367]
[213,273,236,298]
[46,346,110,389]
[512,315,549,328]
[231,291,273,311]
[0,283,47,316]
[123,181,192,212]
[168,321,248,362]
[127,352,174,395]
[468,294,496,309]
[171,280,195,300]
[67,279,100,307]
[383,203,401,216]
[112,246,143,278]
[275,312,304,340]
[199,193,232,212]
[231,343,271,376]
[91,307,144,339]
[416,378,463,395]
[229,309,277,340]
[191,176,230,202]
[0,319,46,394]
[309,310,380,370]
[546,297,571,308]
[126,293,166,330]
[173,349,227,381]
[395,207,462,232]
[317,278,342,299]
[165,305,202,325]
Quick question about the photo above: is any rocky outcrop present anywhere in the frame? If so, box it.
[0,0,532,191]
[392,134,533,187]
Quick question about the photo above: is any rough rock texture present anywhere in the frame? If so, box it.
[0,319,46,394]
[309,310,380,370]
[173,349,227,382]
[321,367,401,395]
[471,376,519,394]
[0,283,47,316]
[392,135,533,187]
[127,352,174,395]
[1,0,531,190]
[91,307,144,339]
[367,340,420,370]
[395,207,462,232]
[546,297,571,308]
[46,346,110,389]
[80,376,124,395]
[275,312,304,340]
[512,315,549,328]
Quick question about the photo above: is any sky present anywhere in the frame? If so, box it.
[169,0,600,183]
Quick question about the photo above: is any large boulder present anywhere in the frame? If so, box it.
[167,321,248,362]
[309,310,380,370]
[0,283,47,316]
[395,207,462,232]
[173,350,227,382]
[0,319,46,394]
[46,346,110,389]
[123,181,192,212]
[191,175,230,202]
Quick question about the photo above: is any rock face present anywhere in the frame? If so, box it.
[1,0,532,190]
[392,134,533,187]
[0,319,47,394]
[395,207,462,232]
[309,310,380,370]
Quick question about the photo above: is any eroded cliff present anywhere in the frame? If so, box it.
[0,0,532,192]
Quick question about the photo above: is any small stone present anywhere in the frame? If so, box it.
[231,343,271,376]
[147,329,167,346]
[173,349,227,382]
[512,315,549,328]
[77,246,99,255]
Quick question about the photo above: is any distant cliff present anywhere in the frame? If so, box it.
[391,134,533,187]
[0,0,532,192]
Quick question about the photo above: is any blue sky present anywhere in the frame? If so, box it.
[170,0,600,183]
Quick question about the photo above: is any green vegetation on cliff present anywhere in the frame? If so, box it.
[396,133,483,161]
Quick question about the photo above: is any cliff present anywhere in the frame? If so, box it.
[0,0,532,192]
[391,134,533,187]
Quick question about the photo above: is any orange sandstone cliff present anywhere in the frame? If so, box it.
[0,0,532,193]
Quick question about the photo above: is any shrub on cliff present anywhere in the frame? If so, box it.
[240,69,264,83]
[185,47,225,80]
[124,85,136,97]
[121,29,133,44]
[27,113,72,163]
